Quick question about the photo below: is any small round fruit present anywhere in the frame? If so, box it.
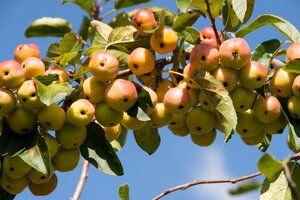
[288,95,300,119]
[21,57,45,79]
[102,123,121,142]
[127,47,155,75]
[190,128,217,147]
[236,109,262,137]
[189,44,219,71]
[229,85,256,112]
[55,123,87,149]
[42,132,59,158]
[0,173,28,195]
[95,101,123,127]
[286,42,300,61]
[149,103,172,128]
[52,147,80,172]
[66,99,95,127]
[155,79,174,102]
[3,156,32,179]
[212,66,238,92]
[82,76,106,104]
[263,114,287,134]
[27,164,55,184]
[150,27,178,54]
[0,60,25,89]
[292,75,300,97]
[198,90,213,111]
[88,51,119,81]
[17,80,44,110]
[219,37,251,69]
[241,129,266,146]
[238,61,267,89]
[169,113,187,127]
[163,87,192,114]
[132,8,157,35]
[270,68,296,98]
[14,43,40,63]
[142,86,158,114]
[28,173,58,196]
[44,66,70,83]
[121,112,146,130]
[168,124,190,137]
[38,104,66,131]
[253,95,281,123]
[200,27,223,49]
[177,80,200,106]
[0,88,16,117]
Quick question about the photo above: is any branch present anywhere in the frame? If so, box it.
[282,162,300,200]
[71,160,90,200]
[152,172,262,200]
[204,0,221,46]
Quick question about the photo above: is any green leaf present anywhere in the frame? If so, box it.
[260,162,300,200]
[115,0,152,9]
[158,9,166,28]
[257,153,283,181]
[251,39,281,68]
[231,0,247,23]
[180,26,200,45]
[0,119,37,157]
[173,10,204,32]
[84,46,105,56]
[222,0,241,31]
[18,130,51,175]
[243,0,255,23]
[256,134,272,152]
[46,43,60,58]
[62,0,94,14]
[108,36,151,52]
[59,32,83,66]
[229,181,261,195]
[109,12,131,28]
[107,49,130,68]
[190,0,224,18]
[282,60,300,73]
[194,71,237,142]
[119,183,129,200]
[107,26,136,44]
[35,74,59,86]
[236,15,300,42]
[37,81,73,106]
[176,0,191,12]
[90,20,113,46]
[133,124,160,155]
[73,64,89,80]
[111,126,128,152]
[0,187,15,200]
[25,17,72,38]
[79,16,91,41]
[80,122,124,176]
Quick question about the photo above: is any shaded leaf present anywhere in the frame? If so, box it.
[243,0,255,23]
[46,43,60,58]
[229,181,261,195]
[59,32,83,66]
[282,59,300,73]
[84,46,105,56]
[190,0,224,18]
[79,16,91,41]
[231,0,247,22]
[176,0,191,12]
[0,187,15,200]
[222,0,241,31]
[236,15,300,42]
[115,0,152,9]
[133,124,160,155]
[73,64,89,80]
[251,39,281,68]
[257,153,283,181]
[62,0,94,14]
[173,10,204,32]
[25,17,72,38]
[109,12,131,28]
[18,130,51,175]
[256,134,272,152]
[37,81,73,106]
[119,183,129,200]
[111,126,128,152]
[107,49,129,68]
[90,20,113,46]
[180,26,200,45]
[35,74,59,86]
[80,122,124,176]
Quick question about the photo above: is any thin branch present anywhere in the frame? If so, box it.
[204,0,221,46]
[71,160,90,200]
[93,0,102,20]
[152,172,262,200]
[282,162,300,200]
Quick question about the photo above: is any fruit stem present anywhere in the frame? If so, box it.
[204,0,221,46]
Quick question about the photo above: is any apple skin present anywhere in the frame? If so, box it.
[287,95,300,119]
[150,27,178,54]
[2,156,32,179]
[177,80,200,107]
[286,42,300,61]
[105,79,138,112]
[168,124,190,137]
[44,66,70,83]
[0,172,29,195]
[14,43,40,63]
[270,68,296,98]
[236,109,262,137]
[132,8,157,35]
[95,101,123,127]
[142,86,158,114]
[163,87,192,114]
[102,123,122,142]
[88,51,119,82]
[127,47,155,75]
[263,114,287,134]
[189,44,220,71]
[190,128,217,147]
[253,95,281,123]
[155,79,174,102]
[0,60,25,89]
[198,90,213,112]
[149,102,173,128]
[66,99,95,127]
[17,80,44,110]
[241,129,266,146]
[292,75,300,97]
[229,85,256,112]
[0,88,16,117]
[28,173,57,196]
[200,27,223,49]
[219,37,251,69]
[6,107,37,134]
[27,164,55,184]
[212,66,238,92]
[169,113,187,127]
[52,147,80,172]
[238,61,268,89]
[82,76,106,104]
[121,112,146,130]
[182,63,200,89]
[21,57,45,79]
[42,132,59,158]
[37,103,66,131]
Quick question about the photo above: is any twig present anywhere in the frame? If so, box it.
[71,160,90,200]
[204,0,221,45]
[282,162,300,200]
[93,0,102,20]
[152,172,262,200]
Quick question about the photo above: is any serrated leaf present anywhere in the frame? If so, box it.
[46,43,60,58]
[180,26,200,45]
[194,71,237,142]
[35,74,59,86]
[229,181,261,195]
[0,187,15,200]
[236,15,300,42]
[231,0,247,22]
[109,12,131,28]
[119,183,129,200]
[37,81,73,106]
[190,0,224,18]
[115,0,152,9]
[79,16,90,41]
[251,39,281,68]
[133,124,160,155]
[80,122,124,176]
[107,49,129,68]
[173,10,204,32]
[25,17,72,38]
[257,153,283,181]
[176,0,192,12]
[18,130,51,175]
[0,119,37,157]
[282,60,300,73]
[260,162,300,200]
[62,0,94,14]
[90,20,113,46]
[111,126,128,152]
[256,134,272,152]
[107,26,136,44]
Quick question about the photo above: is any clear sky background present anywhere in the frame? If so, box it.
[0,1,300,200]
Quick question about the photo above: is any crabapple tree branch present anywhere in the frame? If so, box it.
[282,162,300,200]
[204,0,221,45]
[71,160,90,200]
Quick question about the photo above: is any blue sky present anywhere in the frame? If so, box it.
[1,0,300,200]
